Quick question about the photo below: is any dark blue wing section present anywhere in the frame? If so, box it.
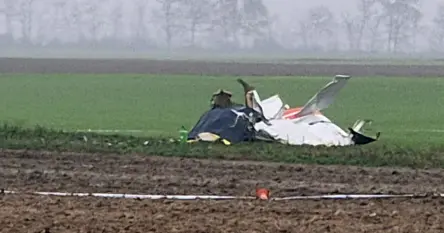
[188,106,256,143]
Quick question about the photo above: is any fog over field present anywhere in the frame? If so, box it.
[0,0,443,58]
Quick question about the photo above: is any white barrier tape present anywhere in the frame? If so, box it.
[2,191,255,200]
[273,194,420,200]
[2,190,443,201]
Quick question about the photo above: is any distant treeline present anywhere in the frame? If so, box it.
[0,0,444,54]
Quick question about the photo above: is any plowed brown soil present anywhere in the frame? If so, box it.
[2,195,444,233]
[0,57,444,77]
[2,149,444,233]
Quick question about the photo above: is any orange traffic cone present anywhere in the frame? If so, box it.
[256,188,270,200]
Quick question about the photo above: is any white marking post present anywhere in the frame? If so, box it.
[75,129,143,133]
[402,129,444,133]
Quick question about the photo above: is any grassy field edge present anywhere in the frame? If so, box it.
[1,123,444,169]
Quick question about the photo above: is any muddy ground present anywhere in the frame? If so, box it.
[2,149,444,233]
[1,59,444,232]
[1,57,444,77]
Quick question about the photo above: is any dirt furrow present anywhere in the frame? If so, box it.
[1,57,443,77]
[1,194,443,233]
[1,150,444,196]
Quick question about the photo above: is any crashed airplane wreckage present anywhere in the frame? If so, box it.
[187,75,380,147]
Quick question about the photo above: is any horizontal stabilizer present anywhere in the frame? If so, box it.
[349,119,381,145]
[351,119,372,132]
[349,128,380,145]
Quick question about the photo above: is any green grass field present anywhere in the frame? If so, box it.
[1,73,443,146]
[2,73,444,168]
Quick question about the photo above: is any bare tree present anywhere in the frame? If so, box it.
[132,0,149,43]
[240,0,269,38]
[366,14,383,52]
[153,0,184,49]
[211,0,243,48]
[342,0,378,51]
[180,0,214,47]
[0,0,18,40]
[50,1,69,35]
[252,12,281,50]
[298,6,336,51]
[77,1,105,42]
[110,1,124,40]
[65,1,85,42]
[378,0,422,53]
[429,3,444,52]
[16,0,35,43]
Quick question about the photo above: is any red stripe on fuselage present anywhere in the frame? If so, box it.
[283,107,322,119]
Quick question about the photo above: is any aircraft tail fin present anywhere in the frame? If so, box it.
[296,75,351,118]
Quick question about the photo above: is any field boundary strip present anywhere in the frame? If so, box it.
[2,190,442,201]
[1,58,444,77]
